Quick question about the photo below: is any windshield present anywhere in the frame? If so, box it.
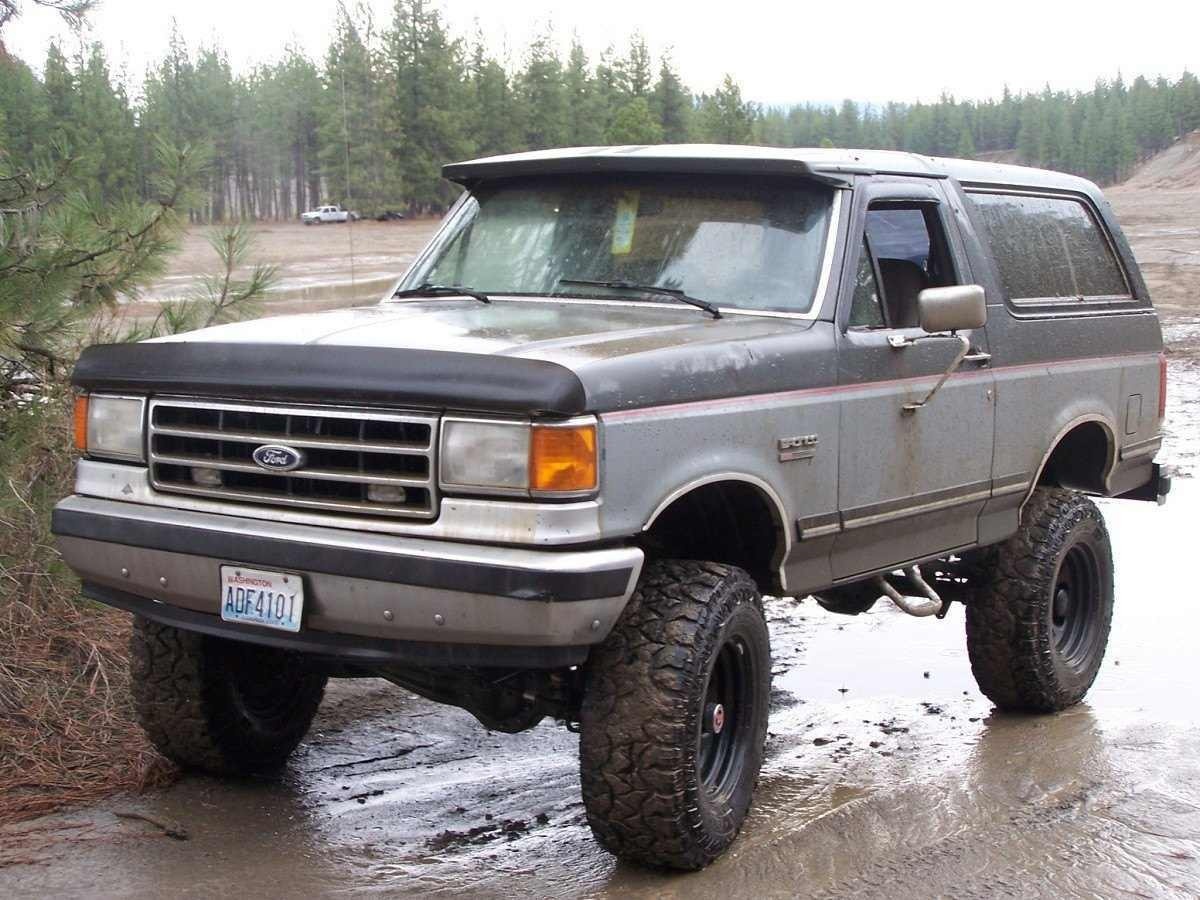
[402,175,835,314]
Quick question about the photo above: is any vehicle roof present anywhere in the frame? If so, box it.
[443,144,1102,197]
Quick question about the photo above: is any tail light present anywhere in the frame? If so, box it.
[1159,353,1168,421]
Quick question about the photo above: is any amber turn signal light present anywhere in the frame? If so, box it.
[73,394,89,452]
[530,423,597,494]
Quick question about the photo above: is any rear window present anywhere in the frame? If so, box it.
[965,192,1131,303]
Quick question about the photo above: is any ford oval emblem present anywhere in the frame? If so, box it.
[252,444,306,472]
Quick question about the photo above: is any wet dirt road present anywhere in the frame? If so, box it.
[117,219,444,322]
[3,362,1199,897]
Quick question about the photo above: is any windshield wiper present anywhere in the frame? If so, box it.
[558,278,722,319]
[393,282,491,304]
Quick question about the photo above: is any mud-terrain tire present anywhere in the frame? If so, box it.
[579,560,771,870]
[130,617,327,775]
[966,488,1113,712]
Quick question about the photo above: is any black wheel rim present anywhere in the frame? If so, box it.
[697,634,756,799]
[1052,541,1103,669]
[220,643,311,729]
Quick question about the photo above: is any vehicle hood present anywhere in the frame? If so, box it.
[80,298,834,414]
[155,298,791,363]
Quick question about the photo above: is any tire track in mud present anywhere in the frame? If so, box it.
[808,779,1200,900]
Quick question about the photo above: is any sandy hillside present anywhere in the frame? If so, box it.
[1119,130,1200,191]
[1109,132,1200,319]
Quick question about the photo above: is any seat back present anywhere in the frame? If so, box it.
[878,258,929,328]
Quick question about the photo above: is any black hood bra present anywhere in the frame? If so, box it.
[71,342,589,417]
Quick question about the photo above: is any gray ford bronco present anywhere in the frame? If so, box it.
[54,146,1170,870]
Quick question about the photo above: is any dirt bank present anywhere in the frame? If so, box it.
[1109,188,1200,321]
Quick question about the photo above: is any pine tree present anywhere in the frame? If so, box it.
[0,139,205,379]
[383,0,472,213]
[73,47,126,198]
[321,3,402,217]
[563,37,602,145]
[0,52,48,165]
[191,46,236,218]
[927,94,959,154]
[902,103,934,154]
[1111,102,1138,180]
[618,33,652,98]
[514,26,568,151]
[697,75,753,144]
[650,51,691,142]
[1047,109,1074,172]
[955,121,976,158]
[836,99,860,147]
[606,96,663,144]
[469,36,521,156]
[1015,100,1045,166]
[1178,71,1200,134]
[591,46,623,140]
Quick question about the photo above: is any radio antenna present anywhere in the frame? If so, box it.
[340,64,357,293]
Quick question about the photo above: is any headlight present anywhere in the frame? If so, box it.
[74,394,145,462]
[439,417,598,497]
[440,419,530,493]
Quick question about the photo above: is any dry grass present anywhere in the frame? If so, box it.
[0,385,174,826]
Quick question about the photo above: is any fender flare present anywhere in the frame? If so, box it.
[642,472,793,592]
[1021,413,1118,510]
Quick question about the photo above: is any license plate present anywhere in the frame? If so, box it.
[219,566,304,633]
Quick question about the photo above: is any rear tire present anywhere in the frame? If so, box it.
[130,617,327,775]
[579,560,771,870]
[965,488,1113,712]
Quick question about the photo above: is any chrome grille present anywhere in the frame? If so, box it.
[148,398,438,519]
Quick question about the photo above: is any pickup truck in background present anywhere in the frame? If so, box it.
[301,204,359,225]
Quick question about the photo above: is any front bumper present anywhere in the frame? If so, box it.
[52,495,643,668]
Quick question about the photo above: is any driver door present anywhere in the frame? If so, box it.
[830,178,995,580]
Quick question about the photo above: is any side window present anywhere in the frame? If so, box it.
[964,191,1131,302]
[848,237,886,328]
[856,202,958,329]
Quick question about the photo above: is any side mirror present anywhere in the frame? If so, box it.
[917,284,986,334]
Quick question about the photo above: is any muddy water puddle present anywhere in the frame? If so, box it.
[4,484,1199,897]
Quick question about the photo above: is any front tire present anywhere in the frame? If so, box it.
[579,560,771,870]
[965,488,1114,712]
[130,617,327,775]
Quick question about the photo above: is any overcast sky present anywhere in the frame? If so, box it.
[5,0,1199,106]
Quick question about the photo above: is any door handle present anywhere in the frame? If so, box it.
[963,350,991,366]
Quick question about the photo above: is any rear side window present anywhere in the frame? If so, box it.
[965,192,1131,302]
